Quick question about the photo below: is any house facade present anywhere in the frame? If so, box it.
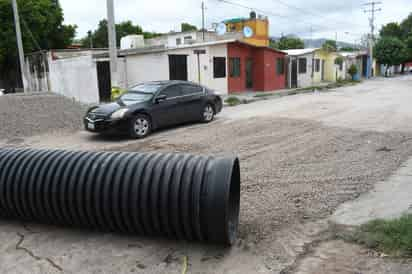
[25,39,286,104]
[120,40,286,95]
[313,50,346,83]
[227,42,286,92]
[119,40,230,95]
[340,51,368,80]
[283,49,317,88]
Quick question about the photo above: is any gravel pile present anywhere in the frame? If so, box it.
[0,93,88,141]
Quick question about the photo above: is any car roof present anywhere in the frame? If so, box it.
[141,80,199,87]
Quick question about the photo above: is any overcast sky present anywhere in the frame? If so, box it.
[60,0,411,43]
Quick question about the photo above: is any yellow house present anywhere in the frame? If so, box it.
[223,13,269,47]
[313,49,345,83]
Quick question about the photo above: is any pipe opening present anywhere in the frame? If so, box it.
[226,158,240,245]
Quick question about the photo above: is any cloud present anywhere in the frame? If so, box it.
[60,0,412,42]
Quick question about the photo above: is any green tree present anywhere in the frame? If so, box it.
[0,0,76,85]
[379,22,403,39]
[378,14,412,73]
[348,64,358,80]
[340,47,357,52]
[83,19,161,48]
[0,0,76,64]
[181,23,197,32]
[400,13,412,38]
[322,40,337,52]
[374,37,407,76]
[270,37,304,50]
[405,35,412,61]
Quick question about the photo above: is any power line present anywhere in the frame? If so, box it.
[269,0,366,29]
[363,1,382,40]
[214,0,366,37]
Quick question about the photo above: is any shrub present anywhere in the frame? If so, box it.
[348,64,358,78]
[225,96,242,106]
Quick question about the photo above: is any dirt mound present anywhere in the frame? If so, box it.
[0,93,88,141]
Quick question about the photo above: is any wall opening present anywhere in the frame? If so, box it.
[169,55,188,81]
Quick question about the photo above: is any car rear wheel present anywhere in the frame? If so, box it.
[129,114,151,139]
[201,104,215,123]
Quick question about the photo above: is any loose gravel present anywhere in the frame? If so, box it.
[0,93,88,141]
[113,117,412,272]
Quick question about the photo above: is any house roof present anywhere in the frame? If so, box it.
[110,39,285,58]
[339,51,368,57]
[282,48,319,56]
[223,17,249,24]
[116,39,238,57]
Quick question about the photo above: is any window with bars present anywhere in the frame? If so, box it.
[213,57,226,78]
[299,58,307,74]
[276,58,285,75]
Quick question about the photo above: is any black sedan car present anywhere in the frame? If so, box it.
[84,81,223,138]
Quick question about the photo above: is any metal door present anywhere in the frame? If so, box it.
[246,58,253,89]
[291,59,298,88]
[97,61,111,102]
[169,55,188,81]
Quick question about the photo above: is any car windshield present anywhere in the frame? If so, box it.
[119,92,153,106]
[119,83,163,105]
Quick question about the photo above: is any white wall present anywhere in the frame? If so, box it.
[287,53,315,88]
[49,54,99,104]
[167,32,198,47]
[123,43,228,95]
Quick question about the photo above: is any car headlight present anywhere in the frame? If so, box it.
[111,109,128,119]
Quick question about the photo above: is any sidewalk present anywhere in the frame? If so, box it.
[222,81,354,106]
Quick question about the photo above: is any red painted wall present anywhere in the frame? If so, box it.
[227,43,253,93]
[227,42,286,93]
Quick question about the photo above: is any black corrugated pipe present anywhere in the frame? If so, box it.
[0,148,240,245]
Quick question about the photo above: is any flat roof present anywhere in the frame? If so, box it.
[116,39,285,57]
[282,48,319,56]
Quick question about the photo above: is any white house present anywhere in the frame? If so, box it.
[144,30,241,48]
[283,48,318,88]
[117,40,236,96]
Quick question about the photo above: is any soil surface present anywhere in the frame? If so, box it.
[1,76,412,273]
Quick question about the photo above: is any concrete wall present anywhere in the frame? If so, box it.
[123,44,228,95]
[314,50,342,83]
[287,53,315,88]
[26,53,50,92]
[49,54,100,104]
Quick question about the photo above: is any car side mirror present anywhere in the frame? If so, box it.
[155,94,167,103]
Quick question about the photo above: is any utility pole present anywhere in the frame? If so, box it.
[335,32,338,48]
[201,1,206,41]
[87,30,93,49]
[12,0,27,92]
[310,26,313,41]
[107,0,118,87]
[363,1,382,78]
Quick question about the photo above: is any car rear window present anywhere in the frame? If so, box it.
[129,83,163,94]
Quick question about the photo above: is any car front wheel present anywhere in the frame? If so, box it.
[201,104,215,123]
[129,114,151,139]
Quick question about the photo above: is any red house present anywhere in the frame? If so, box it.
[227,41,286,93]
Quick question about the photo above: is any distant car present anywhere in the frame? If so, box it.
[84,81,223,138]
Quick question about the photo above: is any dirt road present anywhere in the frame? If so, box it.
[1,75,412,273]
